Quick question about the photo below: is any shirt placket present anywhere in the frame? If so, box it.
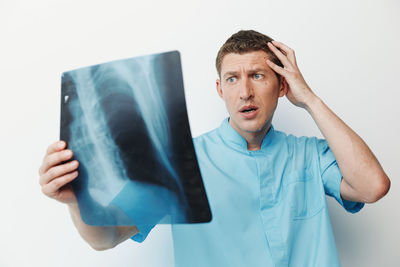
[250,150,289,267]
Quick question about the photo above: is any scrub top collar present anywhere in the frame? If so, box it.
[218,117,275,152]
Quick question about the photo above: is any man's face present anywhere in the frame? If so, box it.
[216,51,286,136]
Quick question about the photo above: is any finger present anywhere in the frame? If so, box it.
[46,141,66,156]
[41,171,79,198]
[271,40,297,64]
[267,42,292,68]
[40,149,74,175]
[266,59,287,76]
[40,160,79,186]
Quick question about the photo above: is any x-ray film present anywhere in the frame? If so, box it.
[60,51,212,226]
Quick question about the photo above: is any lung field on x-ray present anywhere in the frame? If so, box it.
[60,51,211,226]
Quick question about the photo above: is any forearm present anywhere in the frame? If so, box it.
[305,96,390,202]
[68,203,139,250]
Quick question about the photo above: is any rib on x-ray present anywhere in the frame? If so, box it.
[60,51,211,226]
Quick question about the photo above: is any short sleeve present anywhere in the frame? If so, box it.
[109,182,161,243]
[315,138,364,213]
[131,224,156,243]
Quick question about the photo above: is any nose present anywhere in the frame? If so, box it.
[239,77,253,100]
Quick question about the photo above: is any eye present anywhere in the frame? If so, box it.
[227,77,237,83]
[254,73,263,80]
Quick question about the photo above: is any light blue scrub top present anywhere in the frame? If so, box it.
[132,118,364,267]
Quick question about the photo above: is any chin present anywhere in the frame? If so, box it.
[237,119,267,133]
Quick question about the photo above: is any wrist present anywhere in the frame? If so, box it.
[68,202,80,213]
[304,94,321,113]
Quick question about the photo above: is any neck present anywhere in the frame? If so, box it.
[229,118,272,151]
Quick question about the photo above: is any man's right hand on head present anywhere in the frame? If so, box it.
[39,140,80,205]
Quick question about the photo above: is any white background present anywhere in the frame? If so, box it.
[1,0,399,266]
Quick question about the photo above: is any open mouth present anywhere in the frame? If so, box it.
[241,108,257,113]
[239,105,258,113]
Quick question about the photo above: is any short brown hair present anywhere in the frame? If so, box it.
[215,30,283,79]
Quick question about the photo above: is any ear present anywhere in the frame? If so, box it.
[216,79,223,98]
[278,76,288,98]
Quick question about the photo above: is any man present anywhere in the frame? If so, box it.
[39,30,390,266]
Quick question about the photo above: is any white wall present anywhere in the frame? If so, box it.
[1,0,399,266]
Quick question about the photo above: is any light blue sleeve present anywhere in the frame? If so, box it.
[131,224,156,243]
[315,138,364,213]
[131,138,202,243]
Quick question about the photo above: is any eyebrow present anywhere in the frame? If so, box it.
[223,71,239,79]
[223,68,267,79]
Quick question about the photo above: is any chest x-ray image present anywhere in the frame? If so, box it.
[60,51,211,226]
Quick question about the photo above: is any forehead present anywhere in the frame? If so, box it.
[221,51,270,74]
